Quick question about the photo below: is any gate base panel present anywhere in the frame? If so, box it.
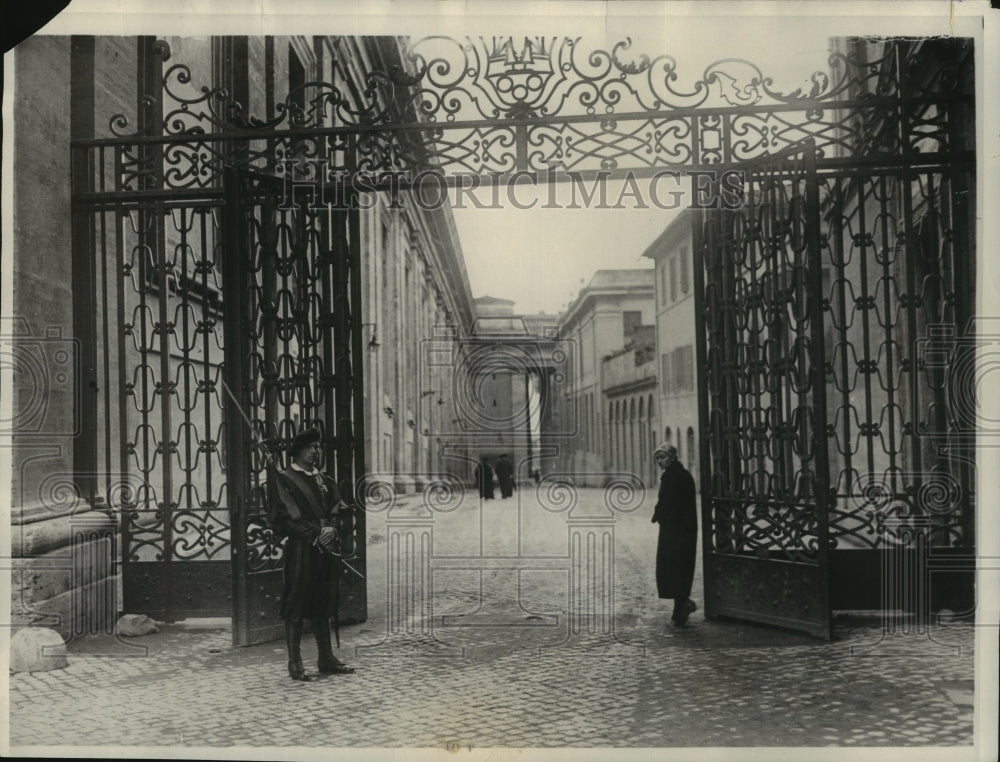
[830,549,975,614]
[705,554,831,639]
[122,561,232,622]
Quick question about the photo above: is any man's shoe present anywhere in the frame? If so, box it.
[318,654,355,674]
[672,599,697,626]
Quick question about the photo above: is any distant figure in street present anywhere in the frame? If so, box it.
[495,454,515,499]
[476,458,496,500]
[269,428,356,680]
[651,442,698,626]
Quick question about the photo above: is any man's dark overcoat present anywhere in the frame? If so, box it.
[270,468,344,621]
[652,460,698,599]
[476,461,495,500]
[494,457,515,498]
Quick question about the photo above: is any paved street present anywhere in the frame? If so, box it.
[8,486,978,754]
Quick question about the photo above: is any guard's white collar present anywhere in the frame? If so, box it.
[290,462,320,476]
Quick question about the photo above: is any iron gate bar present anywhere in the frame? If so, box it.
[155,196,175,620]
[803,140,832,633]
[72,190,226,206]
[113,179,130,599]
[71,161,978,221]
[74,97,971,149]
[69,135,99,506]
[82,99,962,180]
[899,47,927,492]
[72,155,977,216]
[222,165,258,645]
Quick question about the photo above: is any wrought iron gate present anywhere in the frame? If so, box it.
[222,167,367,646]
[693,140,832,638]
[68,35,974,640]
[72,161,366,643]
[692,45,977,636]
[71,170,233,621]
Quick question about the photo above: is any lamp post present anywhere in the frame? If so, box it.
[355,321,379,350]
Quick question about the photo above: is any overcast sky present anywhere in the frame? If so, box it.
[453,186,672,315]
[448,24,839,315]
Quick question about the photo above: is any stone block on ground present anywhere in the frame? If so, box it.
[9,627,68,673]
[116,613,158,637]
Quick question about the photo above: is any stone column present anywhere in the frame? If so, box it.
[568,519,615,638]
[387,508,432,637]
[850,516,958,656]
[537,476,645,653]
[357,485,462,657]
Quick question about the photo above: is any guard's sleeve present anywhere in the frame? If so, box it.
[284,514,325,543]
[319,474,346,526]
[327,476,343,507]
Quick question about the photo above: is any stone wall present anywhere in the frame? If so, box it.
[8,36,120,640]
[10,36,74,505]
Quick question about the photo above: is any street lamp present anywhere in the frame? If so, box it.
[356,322,380,350]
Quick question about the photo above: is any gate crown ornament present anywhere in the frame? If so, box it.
[102,37,968,186]
[110,35,903,138]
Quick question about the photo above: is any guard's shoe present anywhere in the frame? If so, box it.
[289,666,315,682]
[286,619,315,681]
[318,658,355,675]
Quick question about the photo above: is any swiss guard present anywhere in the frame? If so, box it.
[269,427,356,681]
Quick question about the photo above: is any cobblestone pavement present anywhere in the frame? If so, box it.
[8,487,983,755]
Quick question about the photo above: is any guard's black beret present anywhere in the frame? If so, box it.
[289,427,322,457]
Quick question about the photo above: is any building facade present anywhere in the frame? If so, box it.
[555,270,655,486]
[643,210,699,483]
[601,325,658,487]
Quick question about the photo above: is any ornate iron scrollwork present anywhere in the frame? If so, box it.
[108,36,906,135]
[104,37,968,189]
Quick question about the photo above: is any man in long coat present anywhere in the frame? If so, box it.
[651,443,698,626]
[270,428,355,680]
[476,458,495,500]
[494,454,515,499]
